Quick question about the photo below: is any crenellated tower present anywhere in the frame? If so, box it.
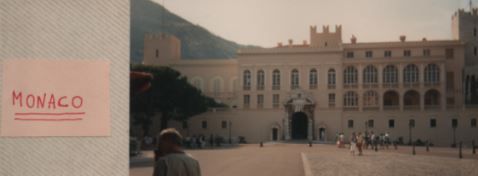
[309,25,342,48]
[452,8,478,66]
[143,33,181,65]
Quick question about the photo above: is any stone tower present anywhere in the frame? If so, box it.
[452,8,478,66]
[309,25,342,48]
[143,33,181,65]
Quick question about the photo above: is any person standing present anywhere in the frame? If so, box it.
[350,132,357,156]
[356,132,364,156]
[153,128,201,176]
[370,131,376,150]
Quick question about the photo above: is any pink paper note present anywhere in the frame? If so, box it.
[1,60,110,136]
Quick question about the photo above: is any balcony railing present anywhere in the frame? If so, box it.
[382,83,399,88]
[383,105,399,110]
[424,82,441,87]
[256,85,264,90]
[404,105,420,110]
[343,84,358,89]
[343,106,359,111]
[363,106,379,111]
[362,83,379,89]
[328,84,336,89]
[425,105,440,110]
[272,85,280,90]
[403,83,420,88]
[309,84,318,89]
[243,86,251,91]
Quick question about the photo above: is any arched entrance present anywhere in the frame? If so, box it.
[291,112,308,139]
[272,128,278,141]
[319,128,326,141]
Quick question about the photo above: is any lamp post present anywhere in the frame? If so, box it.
[452,119,457,148]
[228,120,232,144]
[409,119,414,145]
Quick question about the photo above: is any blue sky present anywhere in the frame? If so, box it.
[154,0,473,47]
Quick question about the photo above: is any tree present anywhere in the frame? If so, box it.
[130,65,223,136]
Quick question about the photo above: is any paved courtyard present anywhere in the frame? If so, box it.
[130,143,478,176]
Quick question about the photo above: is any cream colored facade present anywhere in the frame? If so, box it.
[143,9,478,146]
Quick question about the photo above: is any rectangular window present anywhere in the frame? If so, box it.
[471,118,477,128]
[202,120,208,129]
[243,94,250,108]
[348,120,354,128]
[404,50,411,57]
[446,72,454,91]
[452,118,458,128]
[368,120,374,128]
[445,48,454,59]
[430,119,437,128]
[155,49,159,57]
[388,119,395,128]
[384,50,392,58]
[182,121,188,129]
[365,51,373,58]
[273,94,280,108]
[423,49,431,56]
[221,121,228,129]
[257,94,264,109]
[328,93,336,107]
[346,51,354,58]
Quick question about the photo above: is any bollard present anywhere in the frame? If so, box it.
[426,141,430,152]
[459,141,463,159]
[309,141,312,147]
[260,141,263,148]
[394,142,397,150]
[473,140,476,155]
[375,143,378,152]
[412,143,416,155]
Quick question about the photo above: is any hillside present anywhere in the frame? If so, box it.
[131,0,256,63]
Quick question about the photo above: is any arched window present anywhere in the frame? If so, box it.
[404,90,420,109]
[272,69,281,90]
[192,78,203,91]
[403,64,419,84]
[291,69,299,89]
[424,64,440,84]
[383,65,398,84]
[344,91,358,107]
[213,79,221,97]
[309,69,318,89]
[243,70,251,90]
[425,89,440,106]
[344,66,358,85]
[363,90,379,107]
[363,65,378,84]
[383,90,399,109]
[328,69,336,88]
[257,70,265,90]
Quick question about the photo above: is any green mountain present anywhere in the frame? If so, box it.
[131,0,257,63]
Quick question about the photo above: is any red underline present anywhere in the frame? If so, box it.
[15,117,83,121]
[14,112,86,116]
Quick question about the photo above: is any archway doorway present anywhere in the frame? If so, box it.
[272,128,278,141]
[319,128,326,141]
[291,112,308,139]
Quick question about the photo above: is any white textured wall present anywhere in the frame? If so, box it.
[0,1,129,175]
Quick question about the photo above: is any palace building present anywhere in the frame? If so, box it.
[143,8,478,146]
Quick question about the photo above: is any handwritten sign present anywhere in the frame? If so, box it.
[1,60,110,136]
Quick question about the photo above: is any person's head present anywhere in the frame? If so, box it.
[157,128,183,154]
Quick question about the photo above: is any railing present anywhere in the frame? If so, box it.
[343,84,358,89]
[425,105,440,110]
[404,105,420,111]
[363,106,379,111]
[343,106,359,111]
[243,86,251,91]
[403,83,419,88]
[362,83,379,89]
[424,82,441,87]
[256,85,264,90]
[383,105,400,110]
[272,85,280,90]
[382,83,399,89]
[309,84,318,89]
[328,84,336,89]
[291,85,300,89]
